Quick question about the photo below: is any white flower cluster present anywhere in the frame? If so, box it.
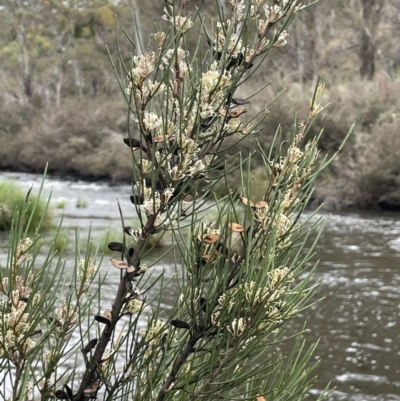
[200,61,231,109]
[227,0,247,20]
[165,135,207,181]
[132,181,177,231]
[0,241,40,361]
[143,111,163,131]
[140,320,166,346]
[252,134,318,246]
[214,22,244,59]
[11,237,33,269]
[210,266,293,334]
[228,317,247,337]
[273,30,289,47]
[0,304,38,359]
[264,4,284,22]
[78,258,97,294]
[54,300,79,333]
[129,53,156,86]
[0,277,39,359]
[162,8,193,34]
[125,298,144,315]
[161,47,191,78]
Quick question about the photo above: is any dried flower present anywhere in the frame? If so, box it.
[264,4,283,22]
[228,317,246,336]
[273,30,289,47]
[163,10,193,33]
[140,159,153,174]
[143,112,163,131]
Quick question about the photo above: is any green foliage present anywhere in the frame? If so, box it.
[0,180,52,232]
[0,1,351,401]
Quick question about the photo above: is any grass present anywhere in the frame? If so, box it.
[76,198,88,208]
[56,198,68,209]
[0,180,52,232]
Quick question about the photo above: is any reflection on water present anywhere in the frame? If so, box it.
[1,173,400,400]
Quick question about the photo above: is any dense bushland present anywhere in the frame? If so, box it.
[1,0,399,209]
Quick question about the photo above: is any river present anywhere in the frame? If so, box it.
[1,172,400,401]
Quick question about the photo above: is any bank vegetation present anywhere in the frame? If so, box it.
[1,0,399,210]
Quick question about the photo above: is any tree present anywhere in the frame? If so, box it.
[0,0,130,105]
[359,0,384,80]
[0,1,351,400]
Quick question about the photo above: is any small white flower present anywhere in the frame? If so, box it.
[274,30,289,47]
[125,299,144,314]
[228,317,246,336]
[264,4,283,22]
[162,11,193,33]
[141,320,166,345]
[147,80,166,96]
[163,187,175,203]
[143,112,163,131]
[169,165,184,181]
[130,53,155,85]
[140,159,153,174]
[187,160,205,176]
[227,118,242,134]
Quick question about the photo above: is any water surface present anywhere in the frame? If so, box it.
[1,173,400,400]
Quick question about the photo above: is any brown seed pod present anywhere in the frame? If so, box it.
[256,395,267,401]
[240,196,254,207]
[103,309,112,320]
[201,252,219,263]
[153,134,169,143]
[123,137,148,152]
[229,108,247,118]
[202,234,220,244]
[94,315,111,326]
[83,380,100,396]
[64,384,73,400]
[218,107,228,116]
[130,195,144,205]
[55,390,69,400]
[111,259,129,269]
[254,201,268,209]
[228,223,245,232]
[83,338,98,354]
[127,265,136,273]
[231,97,250,106]
[170,319,191,329]
[107,242,123,252]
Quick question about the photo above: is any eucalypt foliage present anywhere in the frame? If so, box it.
[71,0,342,400]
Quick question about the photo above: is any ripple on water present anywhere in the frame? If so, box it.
[336,373,388,384]
[2,174,400,401]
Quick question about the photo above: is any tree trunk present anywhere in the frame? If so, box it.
[359,0,383,80]
[303,7,316,81]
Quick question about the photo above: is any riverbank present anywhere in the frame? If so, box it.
[1,76,400,211]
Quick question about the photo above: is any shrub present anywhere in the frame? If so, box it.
[0,1,350,401]
[0,180,52,232]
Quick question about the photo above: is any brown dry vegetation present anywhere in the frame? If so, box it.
[1,0,400,209]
